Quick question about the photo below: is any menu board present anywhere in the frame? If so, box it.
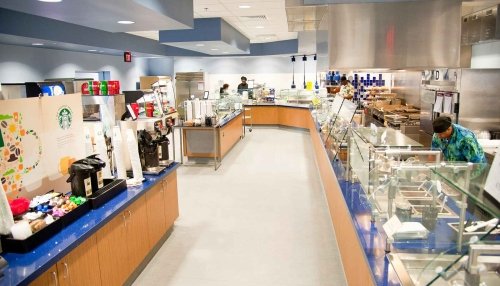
[0,93,84,199]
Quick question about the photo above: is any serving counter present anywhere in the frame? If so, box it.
[242,102,499,286]
[178,110,243,170]
[0,163,180,286]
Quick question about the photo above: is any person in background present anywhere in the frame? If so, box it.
[237,76,248,94]
[338,76,354,100]
[219,83,229,95]
[432,116,486,163]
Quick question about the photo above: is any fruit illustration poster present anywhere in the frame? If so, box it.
[0,93,84,199]
[40,93,85,194]
[0,97,44,199]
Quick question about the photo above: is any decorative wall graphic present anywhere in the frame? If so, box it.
[0,94,84,199]
[0,112,42,196]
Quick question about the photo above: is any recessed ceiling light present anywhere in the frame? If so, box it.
[255,26,264,29]
[32,43,44,46]
[117,20,135,24]
[38,0,62,2]
[239,5,251,9]
[88,49,97,52]
[211,48,219,51]
[196,44,205,47]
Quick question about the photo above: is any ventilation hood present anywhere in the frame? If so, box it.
[327,0,462,69]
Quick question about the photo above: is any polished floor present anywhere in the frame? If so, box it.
[133,127,347,286]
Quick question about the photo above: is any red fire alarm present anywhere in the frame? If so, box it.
[124,51,132,62]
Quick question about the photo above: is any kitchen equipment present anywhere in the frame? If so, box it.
[66,163,94,197]
[82,155,106,192]
[137,130,160,170]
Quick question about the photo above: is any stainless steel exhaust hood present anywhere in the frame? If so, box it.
[327,0,462,69]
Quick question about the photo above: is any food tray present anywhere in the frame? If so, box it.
[87,179,127,209]
[0,199,90,253]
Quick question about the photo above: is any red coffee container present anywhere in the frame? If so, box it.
[130,103,139,117]
[146,102,154,117]
[81,82,89,95]
[91,81,100,95]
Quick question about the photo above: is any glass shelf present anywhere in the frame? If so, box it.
[430,162,500,218]
[353,127,422,148]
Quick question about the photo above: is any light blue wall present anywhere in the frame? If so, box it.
[0,44,148,90]
[147,57,175,76]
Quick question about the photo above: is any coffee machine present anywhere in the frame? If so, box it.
[137,130,164,175]
[154,119,173,167]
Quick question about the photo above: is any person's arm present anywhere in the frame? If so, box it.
[461,136,486,163]
[429,134,441,162]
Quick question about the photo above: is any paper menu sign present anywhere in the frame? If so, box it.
[434,95,443,113]
[383,215,403,238]
[484,151,500,203]
[443,95,453,114]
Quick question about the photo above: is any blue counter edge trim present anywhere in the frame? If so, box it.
[1,163,180,286]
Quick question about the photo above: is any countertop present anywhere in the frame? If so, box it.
[243,102,311,109]
[0,163,180,286]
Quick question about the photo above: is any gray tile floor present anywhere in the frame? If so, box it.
[133,127,347,286]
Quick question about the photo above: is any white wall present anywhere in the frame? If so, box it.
[0,44,148,91]
[173,56,318,93]
[471,41,500,69]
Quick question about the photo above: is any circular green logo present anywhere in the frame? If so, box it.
[57,106,73,130]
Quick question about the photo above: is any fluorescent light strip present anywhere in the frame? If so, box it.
[239,5,251,9]
[117,20,135,24]
[38,0,62,2]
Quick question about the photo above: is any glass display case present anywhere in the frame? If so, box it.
[346,127,499,285]
[321,99,358,162]
[366,160,499,286]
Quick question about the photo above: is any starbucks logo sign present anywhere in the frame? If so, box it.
[57,106,73,130]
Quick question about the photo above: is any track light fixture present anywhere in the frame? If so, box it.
[314,54,317,61]
[302,55,307,61]
[291,56,295,62]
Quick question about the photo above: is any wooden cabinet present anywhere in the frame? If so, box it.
[278,107,310,129]
[28,171,179,286]
[57,236,101,286]
[125,196,150,272]
[163,171,179,230]
[244,106,278,125]
[96,213,129,286]
[219,113,243,158]
[29,265,58,286]
[30,237,101,286]
[146,183,167,248]
[96,197,149,286]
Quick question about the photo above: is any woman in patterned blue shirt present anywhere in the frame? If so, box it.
[431,116,486,163]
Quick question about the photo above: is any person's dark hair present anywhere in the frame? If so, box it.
[241,76,247,81]
[340,76,347,82]
[223,83,229,89]
[432,116,452,133]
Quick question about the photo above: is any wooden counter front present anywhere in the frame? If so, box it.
[244,105,311,129]
[307,115,375,286]
[219,112,243,158]
[182,112,243,159]
[244,106,278,125]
